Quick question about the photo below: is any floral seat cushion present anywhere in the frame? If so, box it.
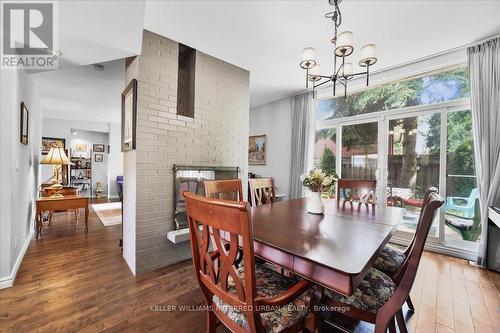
[324,267,395,314]
[213,264,314,333]
[373,245,406,275]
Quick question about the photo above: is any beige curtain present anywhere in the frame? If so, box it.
[289,91,314,199]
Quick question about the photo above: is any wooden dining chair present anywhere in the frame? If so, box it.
[204,179,244,202]
[248,178,276,206]
[321,192,444,333]
[373,185,438,311]
[183,192,318,333]
[336,179,377,209]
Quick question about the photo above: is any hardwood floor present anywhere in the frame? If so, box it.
[1,202,499,333]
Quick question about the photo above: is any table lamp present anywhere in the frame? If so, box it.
[40,147,73,198]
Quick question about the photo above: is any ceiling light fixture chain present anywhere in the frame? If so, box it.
[299,0,378,97]
[325,0,342,44]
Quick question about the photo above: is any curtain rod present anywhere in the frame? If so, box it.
[288,34,500,99]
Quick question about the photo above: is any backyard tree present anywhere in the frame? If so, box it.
[319,147,336,176]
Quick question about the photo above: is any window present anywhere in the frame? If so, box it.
[312,65,478,255]
[313,128,337,176]
[316,67,469,121]
[445,110,480,244]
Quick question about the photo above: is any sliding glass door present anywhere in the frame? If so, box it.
[386,112,441,238]
[313,104,478,256]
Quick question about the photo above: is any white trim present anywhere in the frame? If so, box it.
[0,230,33,289]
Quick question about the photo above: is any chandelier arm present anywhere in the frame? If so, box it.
[313,78,333,90]
[337,79,347,87]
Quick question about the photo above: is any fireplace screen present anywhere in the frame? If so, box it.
[173,165,240,230]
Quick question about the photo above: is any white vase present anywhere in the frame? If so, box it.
[307,192,324,215]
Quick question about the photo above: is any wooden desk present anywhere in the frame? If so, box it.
[237,198,402,296]
[35,195,89,239]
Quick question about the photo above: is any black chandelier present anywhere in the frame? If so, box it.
[299,0,378,97]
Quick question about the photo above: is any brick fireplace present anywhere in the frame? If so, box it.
[123,30,249,275]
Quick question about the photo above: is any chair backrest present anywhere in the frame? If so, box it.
[403,185,438,256]
[183,192,261,331]
[204,179,244,202]
[336,179,376,202]
[377,193,444,326]
[248,178,276,206]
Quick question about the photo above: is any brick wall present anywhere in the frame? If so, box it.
[124,30,250,274]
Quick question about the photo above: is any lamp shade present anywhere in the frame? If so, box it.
[335,31,354,57]
[300,47,317,69]
[40,147,72,165]
[308,63,321,81]
[342,62,353,77]
[359,44,377,67]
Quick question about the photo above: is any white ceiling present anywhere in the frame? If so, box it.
[144,0,500,108]
[34,0,500,123]
[56,0,144,68]
[34,59,124,123]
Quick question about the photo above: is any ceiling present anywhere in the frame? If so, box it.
[34,0,500,123]
[144,0,500,107]
[34,59,124,123]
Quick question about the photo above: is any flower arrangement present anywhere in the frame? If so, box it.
[300,169,337,193]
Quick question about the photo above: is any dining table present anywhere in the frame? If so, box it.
[245,198,403,297]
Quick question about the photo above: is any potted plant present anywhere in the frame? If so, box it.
[300,169,337,214]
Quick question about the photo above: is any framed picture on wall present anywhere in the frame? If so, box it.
[93,144,105,152]
[75,143,88,153]
[94,154,103,162]
[121,79,138,151]
[41,137,66,155]
[20,102,29,145]
[249,135,266,165]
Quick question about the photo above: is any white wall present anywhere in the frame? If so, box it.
[249,97,292,199]
[41,118,123,197]
[0,69,42,288]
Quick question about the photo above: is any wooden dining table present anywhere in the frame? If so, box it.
[244,198,403,297]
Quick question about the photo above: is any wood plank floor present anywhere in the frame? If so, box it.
[0,202,499,333]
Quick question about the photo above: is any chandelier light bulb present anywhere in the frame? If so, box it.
[335,31,354,57]
[300,47,317,69]
[359,44,377,67]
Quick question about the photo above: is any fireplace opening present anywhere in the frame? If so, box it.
[173,165,239,230]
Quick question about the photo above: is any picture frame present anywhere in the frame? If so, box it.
[93,144,105,152]
[41,137,66,155]
[121,79,138,151]
[249,135,266,165]
[75,143,88,153]
[20,102,29,145]
[94,154,103,162]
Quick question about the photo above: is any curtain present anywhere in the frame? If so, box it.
[468,37,500,266]
[289,91,314,199]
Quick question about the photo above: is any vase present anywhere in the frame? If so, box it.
[307,191,324,214]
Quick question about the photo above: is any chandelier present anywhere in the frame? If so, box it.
[299,0,378,97]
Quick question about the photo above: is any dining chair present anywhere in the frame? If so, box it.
[321,192,444,333]
[248,178,276,206]
[204,179,244,201]
[183,191,318,333]
[373,185,438,311]
[336,179,377,209]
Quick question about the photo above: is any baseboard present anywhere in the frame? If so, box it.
[0,230,33,289]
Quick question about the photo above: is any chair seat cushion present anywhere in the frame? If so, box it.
[213,263,314,333]
[373,245,406,275]
[324,268,396,314]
